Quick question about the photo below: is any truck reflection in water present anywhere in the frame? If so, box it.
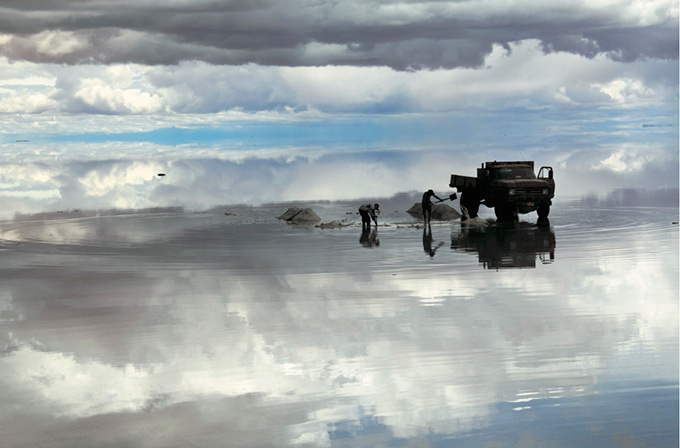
[451,221,556,269]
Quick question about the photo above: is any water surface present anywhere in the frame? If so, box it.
[0,204,677,447]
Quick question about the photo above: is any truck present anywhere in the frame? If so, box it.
[449,161,555,221]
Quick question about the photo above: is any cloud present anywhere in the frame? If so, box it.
[571,143,676,172]
[0,1,676,69]
[33,30,90,56]
[551,142,679,195]
[70,78,166,114]
[0,89,57,113]
[0,137,676,218]
[0,3,676,214]
[0,39,676,117]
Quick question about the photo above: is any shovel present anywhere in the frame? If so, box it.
[435,193,457,203]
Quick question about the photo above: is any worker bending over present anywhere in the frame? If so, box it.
[358,203,380,229]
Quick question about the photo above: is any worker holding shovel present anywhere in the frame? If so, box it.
[422,189,444,224]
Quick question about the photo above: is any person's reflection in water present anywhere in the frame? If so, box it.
[360,227,380,248]
[422,223,443,257]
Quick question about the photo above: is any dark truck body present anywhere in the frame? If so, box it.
[450,161,555,221]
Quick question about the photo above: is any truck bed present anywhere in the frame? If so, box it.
[450,174,477,190]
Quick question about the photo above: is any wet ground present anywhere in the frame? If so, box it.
[0,203,677,447]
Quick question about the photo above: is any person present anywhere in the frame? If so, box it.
[421,189,443,223]
[358,203,379,229]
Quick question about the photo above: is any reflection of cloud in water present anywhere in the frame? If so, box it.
[2,272,667,438]
[0,207,677,446]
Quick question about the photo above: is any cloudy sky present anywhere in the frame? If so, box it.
[0,0,678,214]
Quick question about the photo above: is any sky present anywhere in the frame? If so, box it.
[0,0,678,215]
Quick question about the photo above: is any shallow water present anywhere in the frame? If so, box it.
[0,203,677,447]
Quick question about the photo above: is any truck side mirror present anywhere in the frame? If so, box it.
[538,166,553,179]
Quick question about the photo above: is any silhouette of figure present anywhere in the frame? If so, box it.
[422,189,443,223]
[422,224,443,257]
[360,227,380,248]
[358,203,380,229]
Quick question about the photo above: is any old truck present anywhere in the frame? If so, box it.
[449,161,554,221]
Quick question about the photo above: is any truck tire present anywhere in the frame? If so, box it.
[495,202,518,222]
[460,191,480,219]
[537,204,550,219]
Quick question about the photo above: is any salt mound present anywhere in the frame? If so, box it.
[432,203,462,220]
[317,220,352,229]
[461,216,488,227]
[406,203,422,217]
[406,203,461,221]
[277,207,321,224]
[277,207,303,220]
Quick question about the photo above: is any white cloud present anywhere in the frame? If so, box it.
[595,78,656,103]
[593,145,659,173]
[0,90,57,113]
[0,135,676,218]
[73,78,165,114]
[34,30,89,57]
[0,35,673,134]
[1,39,673,118]
[77,162,161,196]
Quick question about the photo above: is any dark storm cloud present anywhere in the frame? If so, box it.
[0,0,676,69]
[541,25,680,62]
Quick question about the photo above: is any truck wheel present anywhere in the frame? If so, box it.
[460,192,480,219]
[495,203,518,222]
[537,204,550,219]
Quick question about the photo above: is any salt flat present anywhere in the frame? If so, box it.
[0,202,677,448]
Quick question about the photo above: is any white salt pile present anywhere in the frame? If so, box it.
[277,207,322,224]
[406,203,461,221]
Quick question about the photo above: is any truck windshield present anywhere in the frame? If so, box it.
[494,167,536,179]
